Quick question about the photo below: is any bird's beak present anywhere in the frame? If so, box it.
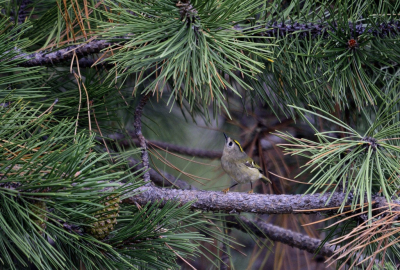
[223,133,228,141]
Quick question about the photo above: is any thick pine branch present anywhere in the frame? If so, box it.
[123,185,349,214]
[122,185,396,215]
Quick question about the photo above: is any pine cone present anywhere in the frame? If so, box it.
[87,194,120,240]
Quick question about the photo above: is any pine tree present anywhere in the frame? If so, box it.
[1,0,400,269]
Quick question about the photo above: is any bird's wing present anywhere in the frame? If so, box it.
[244,160,263,173]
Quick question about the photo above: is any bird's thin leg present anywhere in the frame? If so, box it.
[223,182,238,194]
[248,182,253,194]
[230,183,238,189]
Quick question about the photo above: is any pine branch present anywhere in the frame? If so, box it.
[126,156,194,190]
[229,216,378,267]
[123,186,349,214]
[18,39,113,67]
[17,0,31,24]
[122,185,397,215]
[259,20,400,39]
[106,132,222,159]
[147,140,223,159]
[14,20,400,67]
[229,216,334,257]
[134,94,152,183]
[3,0,31,24]
[16,0,31,25]
[103,139,197,189]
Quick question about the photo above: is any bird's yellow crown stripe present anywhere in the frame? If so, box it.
[233,140,244,152]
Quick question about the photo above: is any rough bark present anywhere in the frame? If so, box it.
[133,94,151,183]
[230,216,334,257]
[123,185,349,214]
[19,40,113,67]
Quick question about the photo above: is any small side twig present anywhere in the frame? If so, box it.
[106,131,223,158]
[127,156,194,190]
[220,229,231,270]
[133,94,151,183]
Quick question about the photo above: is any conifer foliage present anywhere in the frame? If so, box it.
[1,0,400,269]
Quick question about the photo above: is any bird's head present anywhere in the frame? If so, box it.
[223,133,245,158]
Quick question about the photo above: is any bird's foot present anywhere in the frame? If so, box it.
[247,189,253,194]
[222,188,230,194]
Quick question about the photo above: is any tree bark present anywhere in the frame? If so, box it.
[123,185,349,215]
[229,216,334,257]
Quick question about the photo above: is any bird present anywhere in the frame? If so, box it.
[221,133,271,193]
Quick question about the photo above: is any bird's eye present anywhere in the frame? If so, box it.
[228,142,233,146]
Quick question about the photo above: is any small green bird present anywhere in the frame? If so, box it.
[221,133,271,193]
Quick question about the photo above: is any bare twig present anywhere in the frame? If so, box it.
[126,156,195,190]
[143,139,221,159]
[106,132,223,159]
[229,216,334,257]
[220,229,231,270]
[148,140,222,159]
[133,94,151,183]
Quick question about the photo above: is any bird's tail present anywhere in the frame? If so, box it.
[260,175,272,184]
